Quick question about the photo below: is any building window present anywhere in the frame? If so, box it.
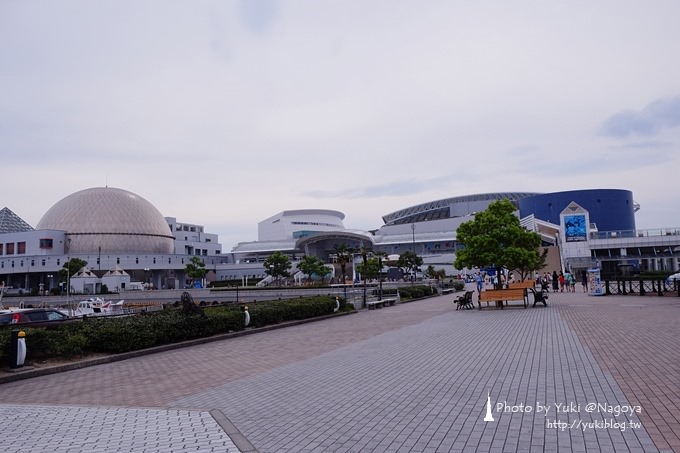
[17,242,26,254]
[0,243,3,255]
[42,259,46,266]
[6,243,14,255]
[39,238,53,249]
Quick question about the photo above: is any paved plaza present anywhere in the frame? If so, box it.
[0,289,679,452]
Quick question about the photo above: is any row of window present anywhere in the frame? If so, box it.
[0,239,54,256]
[0,254,229,270]
[1,242,25,256]
[171,224,204,233]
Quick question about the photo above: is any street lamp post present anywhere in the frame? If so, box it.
[378,254,383,301]
[411,224,416,283]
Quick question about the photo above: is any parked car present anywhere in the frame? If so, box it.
[0,308,70,326]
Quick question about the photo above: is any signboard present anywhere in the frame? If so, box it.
[587,268,604,296]
[564,214,587,242]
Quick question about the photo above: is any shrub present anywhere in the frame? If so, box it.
[398,285,436,300]
[452,279,465,291]
[0,295,347,363]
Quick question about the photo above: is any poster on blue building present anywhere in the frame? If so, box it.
[564,214,587,242]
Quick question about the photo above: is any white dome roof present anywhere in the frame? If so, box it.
[37,187,174,254]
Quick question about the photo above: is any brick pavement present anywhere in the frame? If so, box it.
[556,291,680,452]
[0,290,678,452]
[0,404,240,452]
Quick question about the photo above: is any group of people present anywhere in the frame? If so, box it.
[473,269,589,293]
[473,272,515,292]
[538,270,587,293]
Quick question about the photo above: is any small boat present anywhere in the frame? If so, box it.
[60,297,126,317]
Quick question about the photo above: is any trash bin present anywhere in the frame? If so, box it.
[9,330,27,369]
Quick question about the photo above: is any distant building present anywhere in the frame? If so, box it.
[1,187,678,295]
[0,187,226,293]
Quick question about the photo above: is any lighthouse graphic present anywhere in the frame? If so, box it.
[484,391,495,422]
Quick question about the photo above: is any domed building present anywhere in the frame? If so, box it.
[0,187,224,293]
[37,187,174,254]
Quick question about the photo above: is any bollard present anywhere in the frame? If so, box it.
[9,330,27,369]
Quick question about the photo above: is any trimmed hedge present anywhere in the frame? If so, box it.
[380,285,436,300]
[0,296,352,363]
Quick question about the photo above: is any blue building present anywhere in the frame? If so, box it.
[519,189,638,232]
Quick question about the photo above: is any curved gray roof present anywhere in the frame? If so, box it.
[381,192,541,225]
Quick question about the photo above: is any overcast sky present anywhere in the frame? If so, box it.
[1,1,679,250]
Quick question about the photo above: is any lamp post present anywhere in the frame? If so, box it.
[378,254,383,301]
[411,223,416,283]
[66,258,72,316]
[361,250,367,308]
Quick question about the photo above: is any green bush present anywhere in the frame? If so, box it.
[397,285,436,300]
[0,295,347,363]
[452,279,465,291]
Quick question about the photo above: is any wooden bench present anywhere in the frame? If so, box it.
[508,280,536,291]
[478,288,527,309]
[506,280,537,307]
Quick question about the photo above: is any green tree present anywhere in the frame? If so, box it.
[58,258,88,290]
[333,244,354,284]
[316,263,332,284]
[298,256,328,284]
[397,251,423,280]
[356,256,381,281]
[425,265,446,280]
[263,251,292,286]
[454,200,547,286]
[185,256,207,287]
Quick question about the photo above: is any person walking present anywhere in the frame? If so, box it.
[581,270,588,293]
[475,273,484,293]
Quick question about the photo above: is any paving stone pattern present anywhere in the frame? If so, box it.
[0,290,677,452]
[0,404,238,452]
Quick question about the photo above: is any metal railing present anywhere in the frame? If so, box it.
[601,277,679,296]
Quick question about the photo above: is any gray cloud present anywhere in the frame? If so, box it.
[302,175,455,199]
[238,0,278,33]
[600,96,680,138]
[612,140,673,150]
[2,2,680,248]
